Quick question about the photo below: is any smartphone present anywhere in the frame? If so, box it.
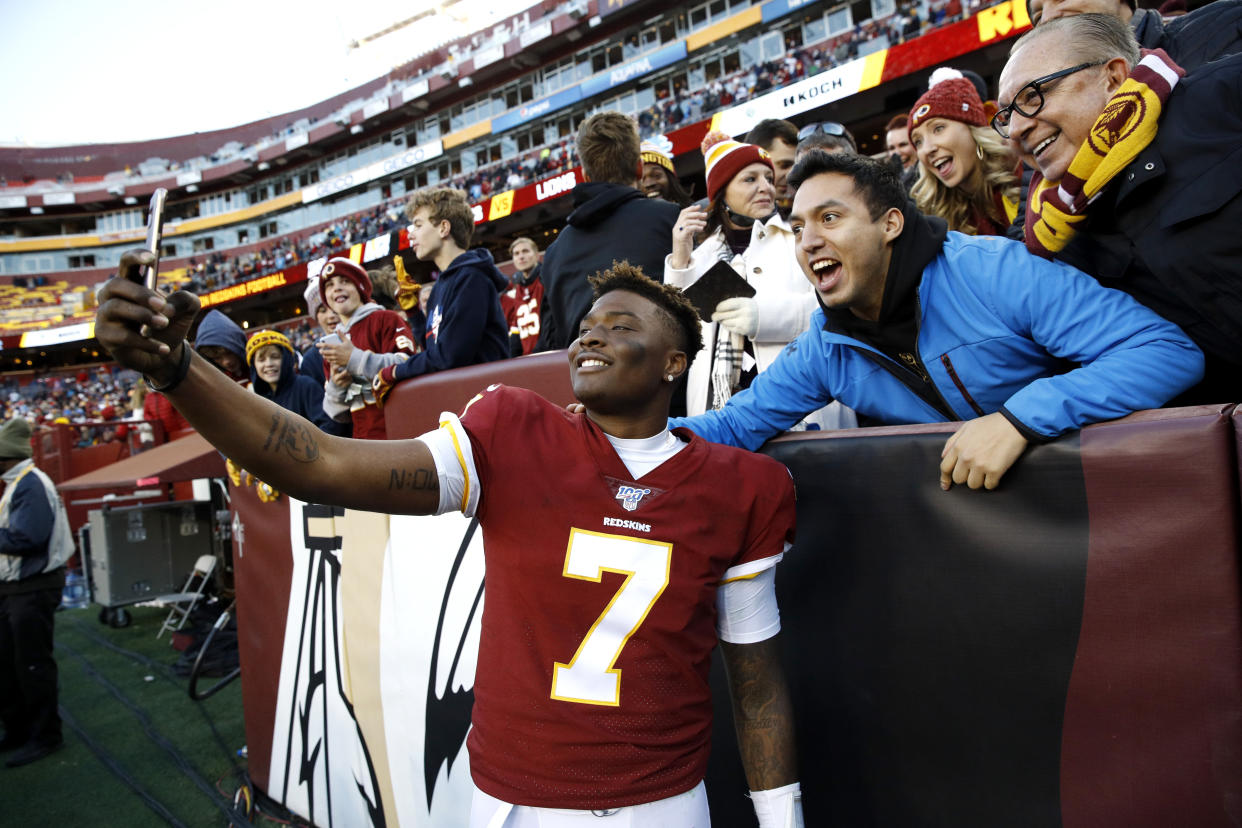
[137,188,168,291]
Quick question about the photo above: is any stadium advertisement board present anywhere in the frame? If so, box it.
[579,42,689,98]
[491,85,584,133]
[712,0,1030,136]
[302,139,445,204]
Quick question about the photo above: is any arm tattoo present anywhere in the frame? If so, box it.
[722,637,798,790]
[261,414,321,463]
[388,467,440,492]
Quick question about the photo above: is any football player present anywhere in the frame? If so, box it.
[95,254,804,827]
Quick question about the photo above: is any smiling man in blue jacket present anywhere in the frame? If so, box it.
[372,188,509,402]
[670,151,1204,491]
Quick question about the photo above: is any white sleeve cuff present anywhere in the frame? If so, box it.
[716,564,781,644]
[751,782,803,828]
[415,412,481,517]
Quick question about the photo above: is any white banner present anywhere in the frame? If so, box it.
[285,133,309,152]
[712,57,871,137]
[43,192,75,206]
[364,99,390,120]
[518,19,551,48]
[176,170,202,186]
[402,79,430,104]
[0,195,28,209]
[302,139,444,204]
[473,44,505,69]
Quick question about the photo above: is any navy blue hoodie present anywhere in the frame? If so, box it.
[249,344,337,434]
[391,248,508,381]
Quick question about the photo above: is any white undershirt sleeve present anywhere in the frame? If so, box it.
[716,554,785,645]
[414,412,481,517]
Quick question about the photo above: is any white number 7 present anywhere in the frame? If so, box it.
[551,529,672,706]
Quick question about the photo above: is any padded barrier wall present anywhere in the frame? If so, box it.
[232,353,1242,827]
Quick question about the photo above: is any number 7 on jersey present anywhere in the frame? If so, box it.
[551,529,672,706]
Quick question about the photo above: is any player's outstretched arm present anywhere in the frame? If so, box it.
[95,250,442,516]
[721,636,803,827]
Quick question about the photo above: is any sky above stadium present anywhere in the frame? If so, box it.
[0,0,536,148]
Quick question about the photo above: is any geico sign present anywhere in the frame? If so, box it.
[311,143,441,201]
[536,172,577,201]
[314,174,357,199]
[381,146,431,175]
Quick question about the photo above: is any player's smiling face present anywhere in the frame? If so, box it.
[569,290,679,415]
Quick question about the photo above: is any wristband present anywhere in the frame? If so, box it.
[145,343,192,394]
[751,782,803,828]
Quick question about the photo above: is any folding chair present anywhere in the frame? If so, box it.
[156,554,217,639]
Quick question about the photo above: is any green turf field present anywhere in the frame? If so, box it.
[0,604,255,827]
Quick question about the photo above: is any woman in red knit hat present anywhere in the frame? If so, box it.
[908,68,1021,236]
[664,132,854,429]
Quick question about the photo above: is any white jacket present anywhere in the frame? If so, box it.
[665,214,856,429]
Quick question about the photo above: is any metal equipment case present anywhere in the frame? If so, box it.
[86,501,215,608]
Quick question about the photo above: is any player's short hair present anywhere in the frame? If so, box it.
[789,150,906,221]
[405,187,474,249]
[745,118,798,151]
[588,262,704,368]
[509,236,538,255]
[577,112,641,186]
[885,114,909,133]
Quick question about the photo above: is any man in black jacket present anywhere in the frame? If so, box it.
[535,112,680,352]
[998,13,1242,404]
[1027,0,1242,69]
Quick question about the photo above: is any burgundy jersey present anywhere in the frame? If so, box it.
[342,307,415,439]
[458,385,796,809]
[500,278,544,356]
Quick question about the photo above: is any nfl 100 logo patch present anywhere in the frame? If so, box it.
[615,485,651,512]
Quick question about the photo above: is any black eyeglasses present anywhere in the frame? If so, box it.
[991,61,1105,138]
[797,121,848,140]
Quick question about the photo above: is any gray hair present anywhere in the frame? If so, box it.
[1010,13,1140,68]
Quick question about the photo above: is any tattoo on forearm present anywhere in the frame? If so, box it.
[261,414,321,463]
[389,467,439,492]
[722,638,798,789]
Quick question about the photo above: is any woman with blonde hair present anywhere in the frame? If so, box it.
[908,68,1020,236]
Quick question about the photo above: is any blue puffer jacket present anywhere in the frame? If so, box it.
[671,233,1204,450]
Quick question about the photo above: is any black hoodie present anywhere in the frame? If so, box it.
[823,201,950,417]
[535,181,681,351]
[391,248,509,381]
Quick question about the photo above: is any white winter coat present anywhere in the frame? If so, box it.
[664,213,856,429]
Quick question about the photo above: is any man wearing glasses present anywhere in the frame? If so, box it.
[997,13,1242,403]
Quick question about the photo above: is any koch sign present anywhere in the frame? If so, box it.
[303,139,444,203]
[492,85,584,133]
[712,57,870,137]
[579,42,687,98]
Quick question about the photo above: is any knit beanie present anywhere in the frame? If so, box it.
[0,417,32,460]
[318,258,372,305]
[701,131,773,203]
[908,68,988,137]
[640,140,675,173]
[245,330,295,366]
[304,277,323,318]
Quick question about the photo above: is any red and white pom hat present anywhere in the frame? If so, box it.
[908,67,988,137]
[701,131,773,203]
